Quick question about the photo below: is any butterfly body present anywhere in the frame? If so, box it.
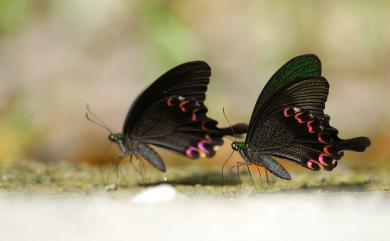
[233,54,370,180]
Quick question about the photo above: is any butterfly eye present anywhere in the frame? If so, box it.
[108,134,116,141]
[231,143,237,149]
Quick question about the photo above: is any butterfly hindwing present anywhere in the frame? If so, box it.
[130,95,242,159]
[246,75,370,174]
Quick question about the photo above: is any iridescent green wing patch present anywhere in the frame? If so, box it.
[248,54,322,127]
[266,54,321,96]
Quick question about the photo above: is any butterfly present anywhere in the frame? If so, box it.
[230,54,371,180]
[101,61,248,172]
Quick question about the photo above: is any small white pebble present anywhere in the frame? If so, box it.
[131,184,176,204]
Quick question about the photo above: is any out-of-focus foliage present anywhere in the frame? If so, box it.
[0,0,388,170]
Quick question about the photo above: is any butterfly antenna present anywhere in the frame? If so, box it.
[85,104,113,133]
[222,107,237,141]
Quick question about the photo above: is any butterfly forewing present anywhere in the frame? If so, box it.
[123,61,211,135]
[249,54,321,128]
[247,77,329,142]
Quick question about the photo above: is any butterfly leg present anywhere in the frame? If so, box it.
[245,164,258,192]
[255,165,269,192]
[225,164,240,193]
[128,154,147,186]
[136,155,150,186]
[229,162,249,193]
[232,162,259,192]
[128,155,144,183]
[104,155,125,190]
[221,150,235,193]
[117,162,129,186]
[265,170,272,190]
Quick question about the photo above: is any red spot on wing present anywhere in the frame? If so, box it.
[307,161,316,170]
[307,121,315,133]
[283,107,291,117]
[294,112,305,124]
[323,145,332,155]
[318,134,327,144]
[191,108,199,121]
[179,100,190,112]
[318,154,329,166]
[201,121,208,131]
[185,147,198,158]
[166,97,174,107]
[307,160,321,170]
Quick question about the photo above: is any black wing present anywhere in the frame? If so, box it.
[246,76,370,178]
[123,61,211,134]
[130,95,247,159]
[123,61,248,167]
[249,54,321,129]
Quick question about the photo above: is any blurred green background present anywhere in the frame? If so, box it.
[0,0,388,173]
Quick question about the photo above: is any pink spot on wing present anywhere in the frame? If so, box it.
[201,121,207,131]
[191,108,199,121]
[307,160,323,170]
[318,154,329,166]
[204,133,211,141]
[307,161,315,170]
[197,140,209,154]
[166,97,174,107]
[318,134,326,144]
[185,147,197,158]
[283,108,291,118]
[323,145,332,155]
[307,121,315,133]
[179,100,190,112]
[294,112,305,124]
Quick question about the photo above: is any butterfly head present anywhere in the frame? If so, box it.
[231,142,248,151]
[108,133,125,143]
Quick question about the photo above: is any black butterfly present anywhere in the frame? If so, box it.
[231,54,371,180]
[104,61,248,172]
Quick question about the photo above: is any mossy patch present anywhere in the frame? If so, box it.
[0,160,389,195]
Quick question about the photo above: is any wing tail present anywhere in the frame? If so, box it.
[339,137,371,152]
[217,123,249,136]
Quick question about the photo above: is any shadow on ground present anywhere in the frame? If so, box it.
[281,179,372,192]
[142,171,242,187]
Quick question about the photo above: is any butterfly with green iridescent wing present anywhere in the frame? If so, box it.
[231,54,371,180]
[104,61,248,172]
